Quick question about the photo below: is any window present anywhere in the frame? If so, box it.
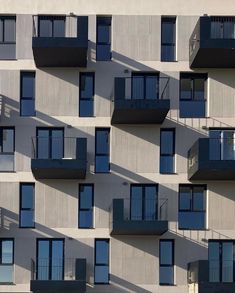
[211,17,235,39]
[38,16,65,37]
[209,240,235,283]
[95,128,110,173]
[79,72,94,117]
[37,239,64,280]
[95,239,109,284]
[180,73,207,118]
[20,72,35,117]
[209,129,235,160]
[0,127,14,171]
[0,16,16,43]
[159,240,174,285]
[178,185,206,230]
[96,16,112,61]
[161,17,176,62]
[36,128,64,159]
[79,184,94,228]
[20,183,35,228]
[131,72,159,100]
[0,239,14,283]
[160,129,175,174]
[130,184,158,220]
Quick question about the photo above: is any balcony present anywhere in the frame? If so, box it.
[188,260,235,293]
[32,15,88,67]
[31,137,87,179]
[189,16,235,68]
[188,138,235,180]
[111,76,170,124]
[110,198,168,235]
[30,258,86,293]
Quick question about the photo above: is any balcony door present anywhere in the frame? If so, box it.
[130,184,158,220]
[131,73,159,100]
[36,128,64,159]
[209,129,235,160]
[37,239,64,280]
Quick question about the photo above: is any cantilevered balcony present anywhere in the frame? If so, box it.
[188,138,235,180]
[111,76,170,124]
[188,260,235,293]
[32,15,88,67]
[30,258,86,293]
[110,198,168,235]
[31,137,87,179]
[189,16,235,68]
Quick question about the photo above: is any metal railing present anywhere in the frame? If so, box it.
[211,17,235,39]
[31,136,79,160]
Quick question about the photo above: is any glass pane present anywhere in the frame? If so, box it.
[79,100,93,117]
[160,241,173,265]
[179,100,205,118]
[222,242,233,283]
[96,130,109,154]
[95,156,109,173]
[97,25,110,43]
[53,19,65,37]
[21,184,34,209]
[160,156,174,174]
[209,130,221,160]
[0,20,3,42]
[2,240,13,264]
[39,18,52,37]
[178,212,205,229]
[146,76,158,99]
[131,186,142,220]
[223,21,235,39]
[222,131,235,160]
[180,78,192,100]
[51,130,63,159]
[209,242,220,282]
[161,131,174,155]
[0,154,14,171]
[20,210,34,227]
[145,186,157,220]
[96,240,109,264]
[161,45,175,62]
[0,265,13,283]
[52,240,63,280]
[80,185,93,209]
[193,187,205,211]
[96,44,111,61]
[4,19,15,42]
[160,266,174,285]
[37,130,49,159]
[95,266,109,283]
[179,187,191,210]
[2,129,14,153]
[211,21,222,38]
[80,74,94,99]
[162,20,175,43]
[79,211,93,228]
[132,76,144,100]
[38,240,49,280]
[21,100,35,117]
[22,73,35,98]
[194,79,205,100]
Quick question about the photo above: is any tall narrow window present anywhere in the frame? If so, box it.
[160,129,175,174]
[180,73,207,118]
[0,127,14,171]
[161,17,176,62]
[79,72,94,117]
[132,72,159,100]
[20,183,35,228]
[178,185,206,230]
[95,128,110,173]
[20,72,35,116]
[96,16,112,61]
[0,239,14,283]
[38,16,65,37]
[0,16,16,60]
[95,239,109,284]
[79,184,94,228]
[159,240,174,285]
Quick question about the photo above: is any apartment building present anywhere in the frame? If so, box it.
[1,0,235,292]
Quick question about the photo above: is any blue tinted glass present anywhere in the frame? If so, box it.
[80,74,94,99]
[96,44,111,61]
[20,211,34,227]
[178,212,205,229]
[96,240,109,264]
[161,45,175,62]
[193,187,205,211]
[145,186,157,220]
[222,242,233,282]
[39,18,52,37]
[96,130,109,154]
[179,100,206,118]
[52,241,63,280]
[79,211,93,228]
[95,156,109,173]
[0,265,13,283]
[53,19,65,37]
[209,242,220,282]
[51,130,63,159]
[160,267,174,285]
[21,100,35,116]
[97,25,110,43]
[2,129,14,153]
[146,76,158,99]
[179,187,191,210]
[21,184,34,209]
[2,240,13,264]
[161,131,174,155]
[22,73,35,98]
[132,77,144,99]
[80,185,93,209]
[160,156,174,173]
[160,241,173,265]
[194,79,205,100]
[162,20,175,43]
[131,186,142,220]
[79,100,93,117]
[180,78,192,100]
[95,266,109,283]
[38,241,50,280]
[37,130,49,159]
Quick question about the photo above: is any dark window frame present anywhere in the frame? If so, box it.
[95,128,110,173]
[0,238,14,265]
[131,72,159,100]
[79,72,95,117]
[38,15,66,38]
[20,71,36,117]
[159,239,174,285]
[161,17,176,62]
[0,127,15,155]
[78,184,94,229]
[0,16,16,44]
[96,16,112,61]
[94,238,110,284]
[160,128,175,174]
[19,183,35,228]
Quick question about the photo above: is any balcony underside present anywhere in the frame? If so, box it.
[32,37,87,67]
[111,100,170,124]
[31,159,86,179]
[30,280,86,293]
[111,220,168,235]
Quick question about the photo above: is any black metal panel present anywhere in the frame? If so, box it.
[188,138,235,180]
[30,280,86,293]
[189,17,235,68]
[111,199,168,235]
